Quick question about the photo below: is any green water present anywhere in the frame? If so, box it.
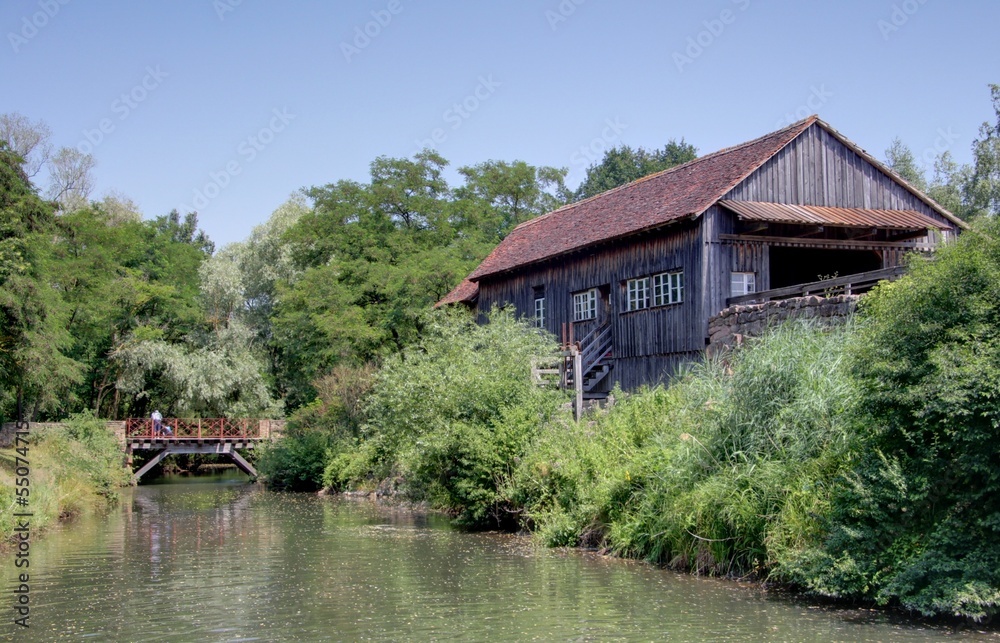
[3,475,997,641]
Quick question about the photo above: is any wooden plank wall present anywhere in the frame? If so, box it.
[477,221,706,390]
[724,124,954,229]
[474,122,956,392]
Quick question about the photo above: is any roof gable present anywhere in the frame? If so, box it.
[468,117,817,280]
[463,116,963,283]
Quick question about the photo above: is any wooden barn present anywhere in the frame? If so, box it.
[439,116,965,395]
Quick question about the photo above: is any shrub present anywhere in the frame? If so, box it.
[348,306,564,526]
[787,220,1000,620]
[256,430,334,491]
[512,321,856,577]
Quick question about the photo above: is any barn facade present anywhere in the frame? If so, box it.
[439,116,965,394]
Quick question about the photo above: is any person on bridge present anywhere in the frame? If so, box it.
[151,410,163,436]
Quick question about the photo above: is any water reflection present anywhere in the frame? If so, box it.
[2,476,998,641]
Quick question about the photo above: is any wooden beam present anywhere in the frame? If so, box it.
[133,450,170,482]
[726,265,907,306]
[719,233,936,250]
[885,229,931,243]
[574,351,583,422]
[845,227,878,240]
[737,221,769,234]
[793,226,824,238]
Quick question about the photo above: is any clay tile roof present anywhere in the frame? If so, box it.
[435,278,479,307]
[467,116,819,281]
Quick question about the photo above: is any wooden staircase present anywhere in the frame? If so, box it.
[564,322,613,395]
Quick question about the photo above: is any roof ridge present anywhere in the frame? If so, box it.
[510,115,818,234]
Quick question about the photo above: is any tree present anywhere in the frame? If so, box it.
[0,144,82,421]
[199,244,244,330]
[368,150,449,230]
[0,112,52,179]
[47,146,97,212]
[453,160,569,242]
[884,137,927,190]
[574,140,697,201]
[963,84,1000,219]
[114,320,280,418]
[96,190,143,224]
[238,195,306,336]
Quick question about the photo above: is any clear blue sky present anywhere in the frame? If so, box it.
[3,1,997,248]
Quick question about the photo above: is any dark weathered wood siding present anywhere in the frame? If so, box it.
[724,124,952,225]
[710,122,953,313]
[473,122,956,392]
[476,220,705,390]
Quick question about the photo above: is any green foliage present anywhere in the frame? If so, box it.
[786,218,1000,620]
[59,411,133,496]
[884,84,1000,222]
[573,141,697,201]
[114,321,280,418]
[963,84,1000,219]
[454,160,569,242]
[256,429,335,491]
[272,153,567,408]
[885,137,928,190]
[327,307,563,526]
[0,144,83,420]
[1,415,130,541]
[512,322,854,577]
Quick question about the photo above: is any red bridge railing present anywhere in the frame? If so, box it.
[126,418,262,440]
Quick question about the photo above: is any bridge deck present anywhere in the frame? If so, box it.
[127,417,266,441]
[126,418,268,481]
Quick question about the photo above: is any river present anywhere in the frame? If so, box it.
[3,474,997,641]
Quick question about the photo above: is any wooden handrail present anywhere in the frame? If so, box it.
[125,418,265,440]
[726,266,906,307]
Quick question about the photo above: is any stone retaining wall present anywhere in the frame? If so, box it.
[706,294,859,358]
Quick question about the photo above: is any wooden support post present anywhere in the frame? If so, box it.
[574,350,583,422]
[133,449,170,482]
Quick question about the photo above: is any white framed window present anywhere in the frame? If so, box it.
[653,270,684,306]
[534,296,546,328]
[626,277,649,311]
[573,288,597,321]
[731,272,756,297]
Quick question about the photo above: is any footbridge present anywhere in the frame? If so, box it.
[126,418,281,482]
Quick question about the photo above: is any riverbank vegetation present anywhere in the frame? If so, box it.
[259,216,1000,621]
[3,87,1000,617]
[0,412,131,543]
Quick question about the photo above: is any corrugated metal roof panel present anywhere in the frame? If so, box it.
[718,200,951,230]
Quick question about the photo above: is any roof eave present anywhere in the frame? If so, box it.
[812,118,968,230]
[470,213,700,282]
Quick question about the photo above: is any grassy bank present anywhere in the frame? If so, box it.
[0,412,132,543]
[257,218,1000,622]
